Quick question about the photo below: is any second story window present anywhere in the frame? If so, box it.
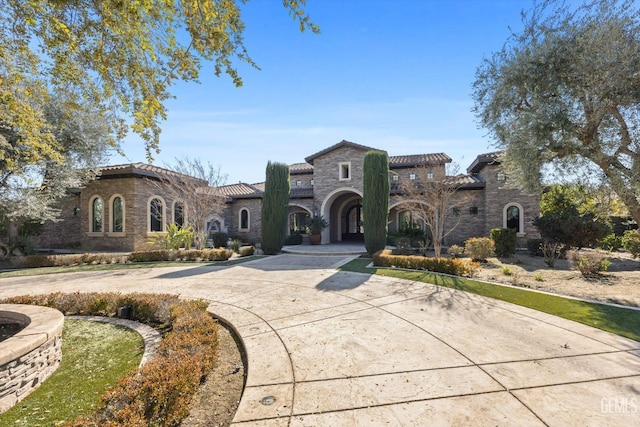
[339,162,351,181]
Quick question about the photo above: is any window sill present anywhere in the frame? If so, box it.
[86,232,104,237]
[517,232,526,238]
[106,232,127,237]
[238,229,250,232]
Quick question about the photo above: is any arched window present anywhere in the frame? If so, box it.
[91,196,103,232]
[149,197,164,232]
[173,201,184,228]
[239,208,249,231]
[398,210,424,231]
[290,212,310,234]
[111,196,124,233]
[503,203,524,234]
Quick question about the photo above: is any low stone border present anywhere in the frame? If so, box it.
[0,304,64,413]
[67,316,162,367]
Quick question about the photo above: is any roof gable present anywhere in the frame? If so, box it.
[467,151,503,174]
[304,140,383,165]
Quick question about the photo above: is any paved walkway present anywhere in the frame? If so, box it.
[1,253,639,426]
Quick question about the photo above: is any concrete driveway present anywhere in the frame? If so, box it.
[1,253,638,426]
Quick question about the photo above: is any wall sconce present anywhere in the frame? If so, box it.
[469,207,479,215]
[74,207,81,216]
[497,172,506,181]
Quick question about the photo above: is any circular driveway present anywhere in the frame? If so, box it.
[1,254,639,426]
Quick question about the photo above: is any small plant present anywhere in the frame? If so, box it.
[599,233,623,252]
[306,215,329,235]
[621,229,640,258]
[284,233,303,245]
[541,242,563,268]
[154,223,194,250]
[210,232,229,248]
[447,244,465,258]
[417,239,429,256]
[391,237,413,255]
[239,245,255,257]
[501,266,512,276]
[229,239,242,253]
[534,272,544,282]
[568,250,611,277]
[527,238,543,257]
[464,237,495,262]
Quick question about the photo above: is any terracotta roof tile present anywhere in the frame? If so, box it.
[389,153,452,168]
[289,163,314,174]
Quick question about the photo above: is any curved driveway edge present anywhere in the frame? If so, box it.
[1,254,639,426]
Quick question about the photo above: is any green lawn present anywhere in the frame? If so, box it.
[0,319,143,426]
[340,258,640,342]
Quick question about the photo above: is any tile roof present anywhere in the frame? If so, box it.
[289,163,314,174]
[467,151,503,174]
[97,162,208,185]
[389,153,451,168]
[212,182,263,198]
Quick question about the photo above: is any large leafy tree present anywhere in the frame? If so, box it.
[363,150,389,255]
[1,96,113,253]
[0,0,318,169]
[473,0,640,224]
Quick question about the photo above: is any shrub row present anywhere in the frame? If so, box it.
[0,293,219,426]
[9,253,130,269]
[1,292,179,325]
[5,248,236,270]
[127,248,233,263]
[373,249,479,277]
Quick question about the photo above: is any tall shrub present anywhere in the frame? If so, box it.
[261,161,290,254]
[363,151,390,255]
[490,227,516,257]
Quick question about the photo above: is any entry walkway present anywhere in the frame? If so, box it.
[0,254,638,425]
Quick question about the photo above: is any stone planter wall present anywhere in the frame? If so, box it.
[0,304,64,414]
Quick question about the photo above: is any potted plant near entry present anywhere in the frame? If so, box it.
[307,215,329,245]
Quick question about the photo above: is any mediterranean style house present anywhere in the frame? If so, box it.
[36,140,540,251]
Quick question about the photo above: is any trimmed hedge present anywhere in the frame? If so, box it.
[490,228,516,257]
[0,293,219,426]
[372,249,478,277]
[4,249,234,269]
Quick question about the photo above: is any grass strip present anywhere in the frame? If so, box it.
[340,258,640,342]
[0,320,143,426]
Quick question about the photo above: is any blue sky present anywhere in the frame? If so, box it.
[112,0,539,185]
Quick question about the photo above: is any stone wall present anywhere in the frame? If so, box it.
[37,193,82,249]
[0,305,64,414]
[227,198,263,244]
[479,164,541,246]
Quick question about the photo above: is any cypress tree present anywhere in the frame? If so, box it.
[363,150,390,255]
[261,161,290,254]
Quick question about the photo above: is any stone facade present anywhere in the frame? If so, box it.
[37,140,541,251]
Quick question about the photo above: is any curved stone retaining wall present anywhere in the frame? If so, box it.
[0,304,64,414]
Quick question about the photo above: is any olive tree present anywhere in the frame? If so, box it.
[473,0,640,225]
[363,150,389,255]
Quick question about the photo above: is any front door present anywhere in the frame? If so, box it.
[342,203,363,241]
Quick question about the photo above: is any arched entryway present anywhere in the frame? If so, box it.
[342,201,363,241]
[319,188,363,243]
